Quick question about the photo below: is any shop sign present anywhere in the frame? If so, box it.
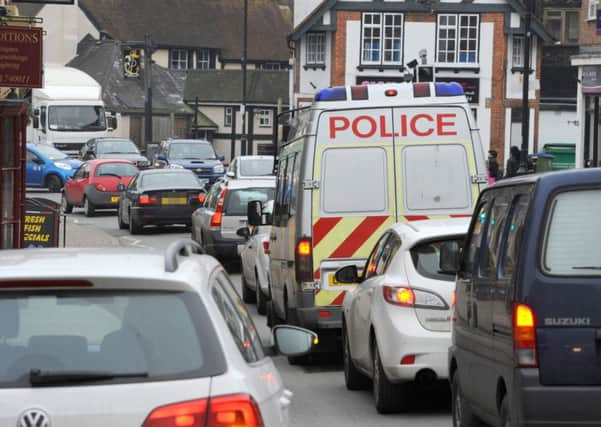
[22,198,61,248]
[0,26,43,88]
[10,1,74,4]
[582,66,601,94]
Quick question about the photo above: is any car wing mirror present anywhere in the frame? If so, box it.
[236,227,251,240]
[247,200,264,226]
[217,155,225,161]
[272,325,318,357]
[226,171,235,178]
[439,241,461,274]
[334,265,361,284]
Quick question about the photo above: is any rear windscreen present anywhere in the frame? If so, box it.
[225,187,275,215]
[141,172,201,190]
[240,158,274,177]
[95,163,138,177]
[0,291,225,388]
[543,189,601,276]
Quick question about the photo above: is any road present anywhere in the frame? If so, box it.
[28,190,452,427]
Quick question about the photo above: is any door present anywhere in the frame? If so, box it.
[26,150,44,187]
[393,106,479,220]
[270,155,289,319]
[312,108,396,307]
[64,164,87,205]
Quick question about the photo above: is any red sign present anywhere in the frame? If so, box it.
[0,26,43,88]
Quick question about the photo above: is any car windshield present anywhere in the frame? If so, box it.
[240,158,274,176]
[168,143,216,160]
[141,172,201,190]
[32,145,68,161]
[225,187,276,215]
[411,238,464,282]
[0,291,225,388]
[48,106,107,132]
[95,163,138,177]
[97,140,139,155]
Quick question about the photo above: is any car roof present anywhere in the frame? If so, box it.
[220,178,276,189]
[86,159,136,166]
[0,247,221,290]
[390,218,470,247]
[91,137,134,143]
[487,168,601,189]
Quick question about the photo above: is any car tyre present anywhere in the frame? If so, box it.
[255,272,267,315]
[500,395,514,427]
[117,205,128,230]
[241,275,256,304]
[129,211,143,235]
[83,197,95,217]
[343,326,370,390]
[452,373,484,427]
[61,193,73,214]
[46,175,62,193]
[373,339,406,413]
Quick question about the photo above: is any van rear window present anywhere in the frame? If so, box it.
[543,189,601,276]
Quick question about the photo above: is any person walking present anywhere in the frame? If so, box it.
[505,146,521,178]
[487,150,501,183]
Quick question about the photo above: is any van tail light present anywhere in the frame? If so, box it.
[295,237,314,286]
[138,194,158,205]
[142,394,263,427]
[210,188,228,230]
[262,240,270,255]
[383,286,415,306]
[513,303,538,368]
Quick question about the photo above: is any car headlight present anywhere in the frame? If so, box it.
[213,164,225,173]
[169,163,184,169]
[54,162,72,171]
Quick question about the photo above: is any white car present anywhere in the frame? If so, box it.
[226,155,275,179]
[0,239,316,427]
[239,204,273,315]
[337,218,469,414]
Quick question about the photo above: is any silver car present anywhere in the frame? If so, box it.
[191,179,275,260]
[0,240,316,427]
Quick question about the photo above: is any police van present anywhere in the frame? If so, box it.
[267,82,486,351]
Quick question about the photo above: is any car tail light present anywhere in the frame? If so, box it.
[383,286,415,306]
[295,237,313,285]
[513,303,538,368]
[262,240,270,255]
[400,355,415,365]
[210,188,228,229]
[95,183,107,192]
[143,394,263,427]
[138,194,158,205]
[198,193,206,204]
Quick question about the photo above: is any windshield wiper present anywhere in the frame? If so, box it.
[572,266,601,270]
[29,369,148,386]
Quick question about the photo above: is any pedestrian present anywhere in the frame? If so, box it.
[505,146,521,178]
[487,150,500,183]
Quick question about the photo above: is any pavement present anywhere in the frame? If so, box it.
[60,217,121,248]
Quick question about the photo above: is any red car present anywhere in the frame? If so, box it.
[62,159,139,217]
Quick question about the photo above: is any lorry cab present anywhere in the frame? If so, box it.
[269,82,486,350]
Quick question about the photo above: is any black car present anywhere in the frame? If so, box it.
[117,168,207,234]
[446,168,601,427]
[81,137,151,169]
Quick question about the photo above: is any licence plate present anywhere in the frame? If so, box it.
[111,196,119,203]
[161,197,187,205]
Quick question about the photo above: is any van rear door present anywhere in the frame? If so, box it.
[312,108,397,307]
[534,187,601,385]
[393,106,480,220]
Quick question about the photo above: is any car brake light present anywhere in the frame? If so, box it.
[513,303,537,368]
[198,193,206,204]
[139,194,158,205]
[0,279,93,288]
[295,237,313,285]
[383,286,415,307]
[143,394,263,427]
[262,241,270,255]
[95,183,107,192]
[210,188,228,229]
[400,355,415,365]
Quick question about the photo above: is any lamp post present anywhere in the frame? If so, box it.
[241,0,248,155]
[518,0,533,173]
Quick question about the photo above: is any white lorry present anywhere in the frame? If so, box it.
[28,65,114,155]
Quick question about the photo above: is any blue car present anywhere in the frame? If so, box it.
[154,139,225,185]
[26,144,82,192]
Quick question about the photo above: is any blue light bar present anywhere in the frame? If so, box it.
[435,82,464,97]
[315,87,347,102]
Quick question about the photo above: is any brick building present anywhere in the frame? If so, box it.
[289,0,553,167]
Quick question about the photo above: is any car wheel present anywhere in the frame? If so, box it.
[343,326,370,390]
[61,193,73,214]
[117,205,127,230]
[500,395,514,427]
[241,274,256,304]
[129,211,142,235]
[255,272,267,315]
[373,338,406,413]
[83,197,95,217]
[46,175,62,193]
[452,373,483,427]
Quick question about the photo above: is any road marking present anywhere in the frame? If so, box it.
[119,235,151,249]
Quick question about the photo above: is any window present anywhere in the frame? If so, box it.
[589,0,598,20]
[502,194,530,277]
[437,14,479,64]
[361,13,403,65]
[96,163,138,178]
[224,187,275,216]
[224,107,233,127]
[364,234,390,279]
[375,234,402,275]
[273,157,288,225]
[197,48,211,69]
[512,36,524,68]
[321,147,388,215]
[261,62,284,70]
[306,33,326,65]
[257,109,272,127]
[289,154,300,217]
[463,201,489,276]
[411,238,464,282]
[542,189,601,276]
[170,49,189,70]
[211,273,264,363]
[544,9,579,45]
[480,193,511,278]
